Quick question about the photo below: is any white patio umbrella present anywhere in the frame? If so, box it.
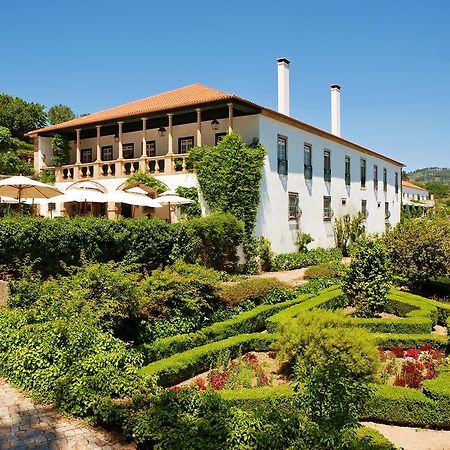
[0,176,62,202]
[0,196,20,204]
[105,191,162,208]
[47,188,109,203]
[155,190,194,223]
[126,186,150,195]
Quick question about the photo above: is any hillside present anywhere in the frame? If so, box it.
[406,167,450,185]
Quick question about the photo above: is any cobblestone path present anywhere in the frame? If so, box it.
[0,380,136,450]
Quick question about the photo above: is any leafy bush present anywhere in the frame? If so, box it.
[219,277,288,307]
[384,217,450,288]
[354,427,396,450]
[304,261,344,279]
[0,213,243,275]
[343,238,392,317]
[175,186,202,218]
[280,311,380,449]
[257,236,272,272]
[187,212,244,272]
[51,134,70,166]
[334,213,365,256]
[270,247,342,272]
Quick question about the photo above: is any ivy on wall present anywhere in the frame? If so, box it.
[126,171,168,194]
[189,132,266,271]
[51,134,70,166]
[175,186,202,219]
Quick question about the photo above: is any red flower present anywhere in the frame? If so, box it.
[259,372,270,385]
[210,374,227,390]
[390,346,404,358]
[168,385,181,392]
[404,348,420,360]
[195,377,207,391]
[394,376,406,387]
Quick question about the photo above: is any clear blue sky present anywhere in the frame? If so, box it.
[1,0,449,170]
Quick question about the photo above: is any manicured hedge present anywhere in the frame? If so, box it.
[139,333,276,386]
[354,427,396,450]
[270,248,342,271]
[141,295,310,362]
[0,213,244,274]
[372,332,448,351]
[423,369,450,403]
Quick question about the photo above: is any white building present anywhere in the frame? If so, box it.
[29,59,404,253]
[402,180,434,208]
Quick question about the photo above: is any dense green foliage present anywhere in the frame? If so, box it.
[189,132,265,271]
[334,213,365,256]
[0,214,243,275]
[289,312,380,449]
[0,125,34,175]
[270,247,342,271]
[51,134,70,165]
[126,170,168,194]
[343,239,392,317]
[385,217,450,288]
[0,93,47,139]
[48,104,76,125]
[175,186,202,218]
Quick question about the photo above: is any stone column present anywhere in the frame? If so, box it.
[167,113,174,155]
[75,128,81,181]
[117,121,124,176]
[141,117,147,157]
[94,125,102,177]
[227,103,234,134]
[196,108,202,146]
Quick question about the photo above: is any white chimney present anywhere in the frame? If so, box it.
[331,84,341,137]
[277,58,290,116]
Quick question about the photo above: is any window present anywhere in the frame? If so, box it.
[178,136,194,154]
[81,148,92,163]
[395,172,399,194]
[142,140,156,157]
[383,168,388,192]
[48,203,55,212]
[215,132,227,145]
[360,158,366,188]
[277,135,288,175]
[385,201,391,220]
[361,199,368,219]
[323,150,331,182]
[373,165,379,191]
[344,156,351,186]
[304,144,312,180]
[123,143,134,159]
[288,192,300,220]
[101,145,113,161]
[323,196,332,221]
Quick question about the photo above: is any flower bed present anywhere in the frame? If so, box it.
[379,345,446,388]
[171,351,288,391]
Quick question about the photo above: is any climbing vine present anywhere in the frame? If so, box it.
[51,134,70,166]
[175,186,202,219]
[189,132,266,272]
[126,171,168,194]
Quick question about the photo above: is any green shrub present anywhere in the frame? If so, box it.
[270,248,342,272]
[187,212,244,271]
[334,213,365,257]
[384,217,450,288]
[218,277,289,307]
[175,186,202,219]
[344,239,392,317]
[304,261,344,279]
[354,427,396,450]
[139,333,275,386]
[290,312,380,450]
[257,236,272,272]
[141,295,303,362]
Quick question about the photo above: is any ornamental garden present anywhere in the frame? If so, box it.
[1,136,450,449]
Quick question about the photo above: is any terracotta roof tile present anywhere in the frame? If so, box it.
[402,180,428,191]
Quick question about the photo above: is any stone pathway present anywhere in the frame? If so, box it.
[0,380,136,450]
[364,421,450,450]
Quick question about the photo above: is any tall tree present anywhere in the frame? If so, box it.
[0,94,47,139]
[48,104,76,125]
[0,126,34,175]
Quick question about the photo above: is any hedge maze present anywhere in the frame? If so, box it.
[139,285,450,428]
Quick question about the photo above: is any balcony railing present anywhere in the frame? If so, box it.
[55,154,190,182]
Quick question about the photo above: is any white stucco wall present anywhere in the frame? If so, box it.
[255,114,402,252]
[402,185,429,202]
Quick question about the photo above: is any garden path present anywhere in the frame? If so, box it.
[0,379,135,450]
[250,268,308,287]
[364,421,450,450]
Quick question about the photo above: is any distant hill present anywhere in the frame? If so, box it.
[405,167,450,185]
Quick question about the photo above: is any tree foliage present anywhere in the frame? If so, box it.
[343,238,392,317]
[175,186,201,218]
[384,217,450,288]
[0,126,34,175]
[0,93,47,138]
[48,104,76,125]
[126,170,168,194]
[281,311,380,450]
[334,213,365,256]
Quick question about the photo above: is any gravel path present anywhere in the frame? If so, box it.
[0,379,135,450]
[364,422,450,450]
[250,268,308,287]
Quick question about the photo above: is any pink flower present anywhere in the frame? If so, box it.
[195,377,207,390]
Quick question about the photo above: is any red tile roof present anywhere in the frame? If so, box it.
[402,180,428,191]
[28,83,404,167]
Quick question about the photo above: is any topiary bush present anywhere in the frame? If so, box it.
[343,238,392,317]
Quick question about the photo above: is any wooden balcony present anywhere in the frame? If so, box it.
[55,154,190,182]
